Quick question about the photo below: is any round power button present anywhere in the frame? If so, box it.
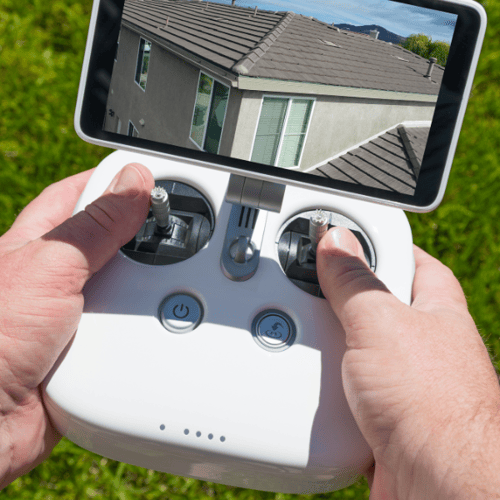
[159,294,203,333]
[252,310,296,352]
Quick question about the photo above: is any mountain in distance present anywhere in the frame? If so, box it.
[335,24,406,45]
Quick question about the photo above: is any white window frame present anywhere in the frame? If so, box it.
[128,120,139,138]
[189,71,230,154]
[114,29,121,62]
[134,37,151,92]
[250,95,316,169]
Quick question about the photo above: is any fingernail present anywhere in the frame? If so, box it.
[329,227,358,256]
[108,165,142,195]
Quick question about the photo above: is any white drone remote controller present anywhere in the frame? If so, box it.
[43,149,414,493]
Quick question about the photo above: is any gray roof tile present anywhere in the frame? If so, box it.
[123,0,444,94]
[309,125,430,195]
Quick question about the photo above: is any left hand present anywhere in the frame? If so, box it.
[0,163,155,489]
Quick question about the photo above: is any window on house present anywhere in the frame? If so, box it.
[114,29,121,62]
[190,72,229,154]
[128,121,139,137]
[251,97,314,168]
[135,38,151,90]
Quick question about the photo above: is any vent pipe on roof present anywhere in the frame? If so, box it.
[425,57,438,78]
[232,0,236,5]
[253,6,258,16]
[369,29,379,39]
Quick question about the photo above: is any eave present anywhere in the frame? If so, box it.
[236,76,438,103]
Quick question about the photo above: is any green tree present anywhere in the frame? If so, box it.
[428,40,450,66]
[401,33,450,66]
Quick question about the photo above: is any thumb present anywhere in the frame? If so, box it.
[316,227,404,348]
[33,163,155,295]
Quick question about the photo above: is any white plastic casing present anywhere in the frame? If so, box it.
[42,151,415,493]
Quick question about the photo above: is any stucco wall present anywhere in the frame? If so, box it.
[105,27,435,171]
[229,90,436,171]
[104,26,239,157]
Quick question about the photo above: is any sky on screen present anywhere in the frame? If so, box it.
[209,0,457,43]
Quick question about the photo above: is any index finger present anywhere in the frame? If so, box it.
[4,168,96,246]
[411,245,468,314]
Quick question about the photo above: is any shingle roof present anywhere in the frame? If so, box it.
[123,0,444,95]
[123,0,284,71]
[309,125,430,195]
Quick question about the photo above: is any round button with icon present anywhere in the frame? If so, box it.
[252,310,296,351]
[159,293,203,333]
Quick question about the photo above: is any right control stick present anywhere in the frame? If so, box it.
[277,209,376,297]
[308,209,329,256]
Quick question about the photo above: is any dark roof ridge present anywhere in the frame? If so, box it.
[397,124,429,176]
[231,10,295,75]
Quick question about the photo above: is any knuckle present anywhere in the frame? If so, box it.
[39,182,59,198]
[336,260,388,292]
[84,199,119,234]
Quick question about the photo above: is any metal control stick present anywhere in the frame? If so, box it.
[151,186,171,230]
[309,209,329,255]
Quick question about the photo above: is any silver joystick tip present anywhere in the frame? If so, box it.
[150,186,171,229]
[309,209,329,254]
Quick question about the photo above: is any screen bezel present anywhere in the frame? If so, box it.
[76,0,486,212]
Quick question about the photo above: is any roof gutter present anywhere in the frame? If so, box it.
[236,76,439,103]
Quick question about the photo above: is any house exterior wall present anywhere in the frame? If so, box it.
[104,26,240,157]
[105,26,435,172]
[229,90,436,171]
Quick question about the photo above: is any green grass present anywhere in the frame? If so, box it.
[1,0,499,498]
[3,440,371,500]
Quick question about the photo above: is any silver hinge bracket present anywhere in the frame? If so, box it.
[225,175,286,213]
[220,175,285,281]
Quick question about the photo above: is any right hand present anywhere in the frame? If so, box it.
[316,227,500,499]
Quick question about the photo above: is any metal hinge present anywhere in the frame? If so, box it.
[224,175,286,213]
[221,175,286,281]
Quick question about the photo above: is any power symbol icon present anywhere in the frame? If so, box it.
[160,294,203,333]
[173,304,190,319]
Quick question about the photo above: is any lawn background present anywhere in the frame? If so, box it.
[0,0,499,498]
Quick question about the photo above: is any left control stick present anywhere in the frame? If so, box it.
[150,186,172,234]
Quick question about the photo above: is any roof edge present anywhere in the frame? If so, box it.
[237,76,440,101]
[231,11,295,75]
[397,125,425,177]
[121,20,238,85]
[304,121,431,174]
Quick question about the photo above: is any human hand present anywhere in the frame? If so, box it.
[316,227,500,499]
[0,164,155,489]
